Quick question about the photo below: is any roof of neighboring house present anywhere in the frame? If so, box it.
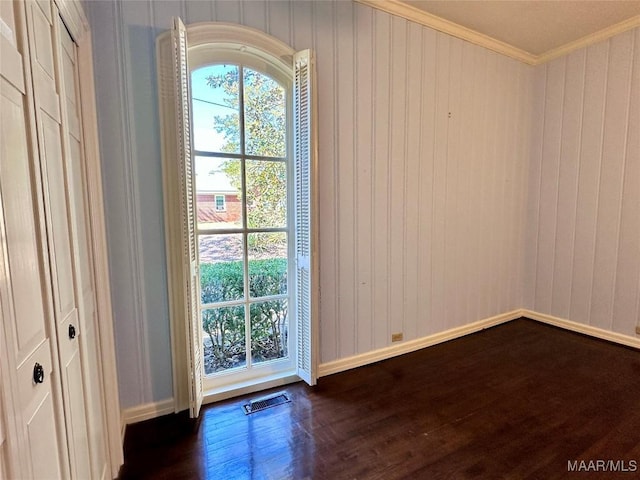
[195,169,237,194]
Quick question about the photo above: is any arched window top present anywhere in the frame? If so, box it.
[185,23,294,86]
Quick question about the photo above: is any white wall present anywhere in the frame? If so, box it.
[525,27,640,336]
[87,0,532,409]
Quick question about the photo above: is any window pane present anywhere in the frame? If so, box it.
[248,232,287,298]
[191,65,240,153]
[243,68,286,157]
[195,157,242,229]
[199,234,244,303]
[250,300,288,364]
[246,160,286,228]
[203,305,246,374]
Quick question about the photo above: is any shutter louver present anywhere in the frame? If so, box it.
[294,50,318,386]
[171,17,203,418]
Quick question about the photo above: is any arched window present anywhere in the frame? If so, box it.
[157,19,317,417]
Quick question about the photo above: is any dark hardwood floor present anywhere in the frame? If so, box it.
[118,319,640,479]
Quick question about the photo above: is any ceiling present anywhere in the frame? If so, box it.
[403,1,640,56]
[357,0,640,63]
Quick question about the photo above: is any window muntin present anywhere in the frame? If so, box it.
[191,62,290,375]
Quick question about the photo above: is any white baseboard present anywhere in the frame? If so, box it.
[121,398,175,426]
[116,310,639,427]
[522,309,640,349]
[317,309,523,377]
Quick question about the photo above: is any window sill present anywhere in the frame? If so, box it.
[203,370,300,405]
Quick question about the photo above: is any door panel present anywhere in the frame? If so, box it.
[57,14,110,480]
[41,112,76,316]
[0,79,64,478]
[2,2,114,478]
[58,336,91,479]
[26,1,93,478]
[29,1,60,123]
[0,81,48,364]
[25,392,61,480]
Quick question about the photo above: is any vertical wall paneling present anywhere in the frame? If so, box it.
[266,0,290,47]
[117,0,151,406]
[551,50,586,319]
[468,45,488,320]
[568,42,608,325]
[88,0,535,409]
[502,59,516,312]
[292,0,312,49]
[442,38,462,328]
[184,0,213,24]
[533,27,639,338]
[124,0,175,405]
[87,0,129,403]
[612,28,639,334]
[478,52,496,320]
[535,57,565,314]
[590,31,634,330]
[494,55,511,315]
[443,37,461,326]
[456,43,474,325]
[314,0,337,363]
[354,3,373,353]
[240,0,266,32]
[214,0,240,24]
[336,1,356,358]
[416,27,436,339]
[501,59,515,312]
[91,0,142,407]
[517,63,528,307]
[389,15,407,341]
[372,10,391,349]
[482,51,498,318]
[403,21,423,342]
[524,65,545,310]
[431,32,449,333]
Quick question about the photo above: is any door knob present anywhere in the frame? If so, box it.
[68,324,76,339]
[33,363,45,384]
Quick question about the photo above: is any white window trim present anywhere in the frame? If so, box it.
[214,194,225,212]
[157,22,318,415]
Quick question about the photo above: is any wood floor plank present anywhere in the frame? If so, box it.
[118,319,640,479]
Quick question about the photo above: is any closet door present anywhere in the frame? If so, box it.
[57,15,110,480]
[25,1,91,478]
[0,1,68,477]
[0,387,8,478]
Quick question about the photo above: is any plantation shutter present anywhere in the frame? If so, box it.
[293,49,318,386]
[172,17,203,417]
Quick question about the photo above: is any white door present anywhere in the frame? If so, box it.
[25,1,91,478]
[57,15,110,480]
[0,1,68,477]
[0,384,9,479]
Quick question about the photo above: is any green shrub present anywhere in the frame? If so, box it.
[200,259,288,373]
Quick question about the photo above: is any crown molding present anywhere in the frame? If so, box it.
[535,14,640,64]
[355,0,640,66]
[354,0,537,64]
